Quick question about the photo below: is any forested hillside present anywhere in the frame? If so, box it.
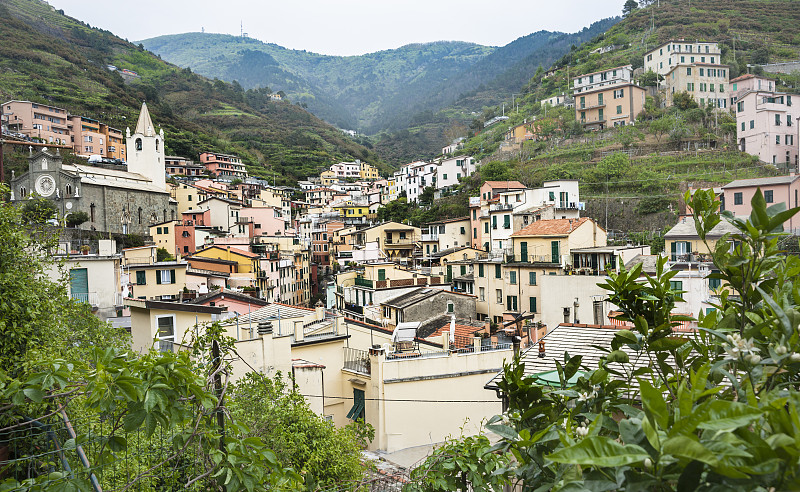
[0,0,385,184]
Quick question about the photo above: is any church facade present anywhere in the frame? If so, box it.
[10,103,177,236]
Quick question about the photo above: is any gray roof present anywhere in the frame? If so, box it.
[664,217,739,238]
[383,287,440,309]
[722,175,800,189]
[222,303,313,326]
[485,324,658,390]
[624,254,659,274]
[189,288,268,307]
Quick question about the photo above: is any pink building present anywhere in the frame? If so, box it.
[199,152,248,179]
[190,288,267,316]
[3,100,70,145]
[721,175,800,234]
[239,206,289,237]
[733,75,798,169]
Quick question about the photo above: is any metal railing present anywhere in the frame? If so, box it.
[354,277,373,288]
[385,347,449,361]
[71,292,98,306]
[343,347,371,374]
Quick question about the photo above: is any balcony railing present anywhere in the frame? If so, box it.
[420,234,438,242]
[71,292,99,306]
[354,277,374,288]
[505,254,557,264]
[555,202,579,210]
[490,203,514,212]
[343,347,371,375]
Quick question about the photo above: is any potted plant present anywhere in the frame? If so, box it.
[80,245,90,255]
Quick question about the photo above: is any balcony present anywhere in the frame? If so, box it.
[343,347,371,375]
[490,203,514,212]
[71,292,99,306]
[480,209,489,218]
[354,277,374,288]
[420,233,439,242]
[504,254,556,264]
[555,202,579,210]
[581,117,607,127]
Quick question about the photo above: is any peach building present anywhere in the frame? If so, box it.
[199,151,248,179]
[732,74,798,169]
[721,175,800,234]
[68,115,106,157]
[572,65,645,130]
[644,40,729,108]
[2,100,70,145]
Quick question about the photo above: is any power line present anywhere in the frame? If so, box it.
[231,350,502,404]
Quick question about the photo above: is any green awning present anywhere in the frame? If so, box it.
[530,369,587,387]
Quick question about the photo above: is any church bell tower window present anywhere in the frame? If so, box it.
[135,138,142,151]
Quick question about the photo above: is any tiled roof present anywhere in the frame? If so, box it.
[664,217,739,238]
[189,288,268,307]
[383,288,440,309]
[426,323,484,347]
[425,216,470,225]
[624,254,659,274]
[721,175,800,189]
[511,217,592,237]
[221,302,312,326]
[485,323,670,389]
[484,180,526,189]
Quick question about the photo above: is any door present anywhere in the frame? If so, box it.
[520,242,528,262]
[69,268,89,303]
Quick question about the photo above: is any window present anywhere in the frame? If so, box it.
[447,302,454,313]
[503,215,510,229]
[135,138,142,151]
[750,120,754,129]
[616,105,623,114]
[492,216,497,229]
[789,115,793,127]
[506,295,518,312]
[613,89,624,99]
[460,226,465,234]
[155,269,176,284]
[496,289,503,304]
[777,135,781,145]
[136,270,146,285]
[529,297,537,313]
[479,287,485,301]
[700,68,705,76]
[346,389,365,421]
[598,93,603,105]
[478,264,484,277]
[788,135,794,145]
[443,174,447,180]
[686,67,692,76]
[473,228,477,239]
[709,274,721,290]
[510,271,517,284]
[156,315,175,353]
[495,264,501,279]
[734,192,743,205]
[737,101,744,113]
[765,190,774,203]
[687,83,695,91]
[484,222,489,233]
[741,122,745,132]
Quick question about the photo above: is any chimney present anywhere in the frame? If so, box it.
[538,340,546,358]
[257,320,273,336]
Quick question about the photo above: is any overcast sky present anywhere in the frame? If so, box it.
[46,0,625,56]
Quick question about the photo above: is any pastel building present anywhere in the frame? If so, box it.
[199,151,247,179]
[573,65,646,130]
[732,75,797,169]
[644,40,729,108]
[2,100,70,145]
[721,176,800,234]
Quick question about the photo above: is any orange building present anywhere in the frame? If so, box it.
[573,65,646,130]
[199,151,248,179]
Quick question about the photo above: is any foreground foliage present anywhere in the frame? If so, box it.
[411,188,800,490]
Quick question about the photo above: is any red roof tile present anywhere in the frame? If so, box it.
[511,217,595,237]
[484,180,526,189]
[426,323,482,348]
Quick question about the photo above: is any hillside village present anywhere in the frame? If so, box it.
[5,0,800,489]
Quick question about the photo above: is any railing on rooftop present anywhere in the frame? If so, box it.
[343,347,371,374]
[385,346,449,361]
[354,277,373,288]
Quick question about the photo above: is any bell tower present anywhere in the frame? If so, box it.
[125,102,166,190]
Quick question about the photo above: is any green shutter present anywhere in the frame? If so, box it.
[478,264,484,277]
[503,215,510,228]
[447,265,452,282]
[495,264,501,278]
[136,270,146,285]
[520,242,528,262]
[170,269,176,284]
[69,268,89,299]
[484,222,489,233]
[347,389,365,420]
[492,216,497,229]
[155,270,162,285]
[529,271,536,285]
[378,269,386,281]
[460,265,466,275]
[551,241,560,264]
[530,297,537,313]
[510,271,516,284]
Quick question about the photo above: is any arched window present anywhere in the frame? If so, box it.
[135,138,142,151]
[65,184,73,196]
[19,187,26,198]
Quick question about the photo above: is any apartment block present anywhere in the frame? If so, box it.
[644,40,729,108]
[2,100,70,145]
[733,80,798,168]
[199,151,248,179]
[573,65,645,130]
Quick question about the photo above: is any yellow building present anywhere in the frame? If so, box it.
[359,162,380,180]
[169,182,208,214]
[123,245,188,301]
[664,216,738,261]
[191,245,265,292]
[334,203,370,218]
[149,220,179,257]
[321,170,337,186]
[128,299,227,353]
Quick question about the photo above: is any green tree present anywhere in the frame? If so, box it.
[672,91,699,111]
[639,69,663,87]
[477,160,513,182]
[649,115,672,144]
[65,210,90,228]
[230,372,372,490]
[622,0,638,17]
[157,246,175,262]
[20,195,58,224]
[419,186,435,206]
[377,197,412,223]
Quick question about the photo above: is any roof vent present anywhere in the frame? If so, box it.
[257,320,273,335]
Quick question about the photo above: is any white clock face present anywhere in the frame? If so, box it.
[35,174,56,197]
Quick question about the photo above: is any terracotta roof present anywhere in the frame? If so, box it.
[425,216,470,225]
[511,217,593,237]
[426,323,483,347]
[484,180,526,189]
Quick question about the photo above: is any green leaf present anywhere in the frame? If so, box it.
[547,436,649,467]
[606,350,629,363]
[23,387,44,403]
[663,435,718,466]
[614,329,638,344]
[696,401,762,431]
[639,379,668,428]
[485,424,519,441]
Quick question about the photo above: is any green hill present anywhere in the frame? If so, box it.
[0,0,385,185]
[409,0,800,236]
